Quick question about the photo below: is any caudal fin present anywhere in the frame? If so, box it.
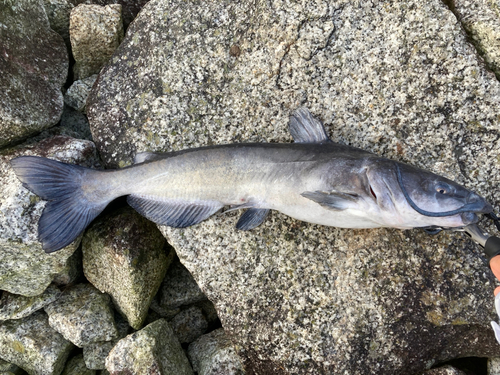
[10,156,110,253]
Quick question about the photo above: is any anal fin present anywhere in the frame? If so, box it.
[236,208,270,230]
[127,195,222,228]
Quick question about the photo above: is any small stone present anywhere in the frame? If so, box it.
[64,75,98,112]
[170,306,208,344]
[0,284,61,321]
[159,259,208,310]
[0,358,23,375]
[51,247,82,286]
[489,357,500,375]
[61,354,96,375]
[70,4,124,79]
[0,311,73,375]
[105,319,193,375]
[83,313,130,370]
[188,328,245,375]
[44,283,118,347]
[83,207,171,329]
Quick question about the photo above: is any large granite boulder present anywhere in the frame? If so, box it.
[87,0,500,373]
[0,0,68,149]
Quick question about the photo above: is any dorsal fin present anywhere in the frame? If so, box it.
[289,108,331,143]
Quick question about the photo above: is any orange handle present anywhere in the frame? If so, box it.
[490,255,500,296]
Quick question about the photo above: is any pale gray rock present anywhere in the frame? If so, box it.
[61,354,96,375]
[83,0,149,28]
[86,0,500,373]
[158,259,208,310]
[0,311,73,375]
[0,284,61,321]
[44,283,118,347]
[422,365,467,374]
[0,136,99,296]
[105,319,193,375]
[0,0,68,148]
[452,0,500,78]
[82,207,171,329]
[170,306,208,344]
[83,313,130,370]
[489,357,500,375]
[64,75,98,112]
[188,328,245,375]
[70,4,124,79]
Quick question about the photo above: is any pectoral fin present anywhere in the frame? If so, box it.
[236,208,270,230]
[127,195,222,227]
[289,108,331,143]
[301,191,359,211]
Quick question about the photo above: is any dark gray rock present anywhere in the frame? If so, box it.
[188,328,245,375]
[82,207,171,329]
[44,283,118,347]
[0,311,73,375]
[170,306,208,344]
[105,319,193,374]
[158,259,208,310]
[421,365,467,374]
[0,284,61,321]
[86,0,500,373]
[0,0,68,148]
[61,354,96,375]
[64,75,98,112]
[0,136,99,296]
[0,358,25,375]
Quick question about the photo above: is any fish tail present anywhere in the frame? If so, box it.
[10,156,113,253]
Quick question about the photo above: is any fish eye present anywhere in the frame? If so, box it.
[435,183,452,195]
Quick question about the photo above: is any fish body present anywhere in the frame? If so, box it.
[11,108,493,252]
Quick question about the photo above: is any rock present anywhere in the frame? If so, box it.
[59,106,93,141]
[452,0,500,78]
[51,247,82,286]
[0,0,68,148]
[422,365,467,374]
[0,358,24,375]
[0,311,73,375]
[83,313,130,370]
[158,259,208,310]
[188,328,245,375]
[0,135,99,296]
[105,319,193,375]
[64,75,98,112]
[43,0,75,48]
[86,0,500,373]
[0,284,61,321]
[70,4,124,80]
[170,306,208,344]
[61,354,96,375]
[44,283,118,347]
[489,357,500,375]
[82,207,171,329]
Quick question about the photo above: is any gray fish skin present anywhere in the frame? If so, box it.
[10,108,493,253]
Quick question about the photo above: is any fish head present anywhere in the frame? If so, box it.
[366,160,493,228]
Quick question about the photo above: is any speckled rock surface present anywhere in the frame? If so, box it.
[158,259,208,310]
[105,319,193,375]
[0,284,61,321]
[43,0,76,48]
[0,358,24,375]
[44,283,118,347]
[489,357,500,375]
[0,136,99,296]
[82,207,170,329]
[188,328,245,375]
[452,0,500,78]
[0,311,73,375]
[61,354,96,375]
[422,365,467,374]
[83,314,130,370]
[70,4,124,80]
[81,0,149,28]
[86,0,500,373]
[0,0,68,149]
[64,75,98,112]
[170,306,208,344]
